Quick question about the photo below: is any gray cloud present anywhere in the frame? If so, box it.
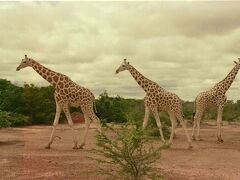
[1,1,240,101]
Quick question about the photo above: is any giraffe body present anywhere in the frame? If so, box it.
[116,59,192,148]
[53,75,95,109]
[144,89,182,113]
[192,59,240,142]
[16,55,100,149]
[195,90,227,111]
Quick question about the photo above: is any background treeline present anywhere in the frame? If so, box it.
[1,78,240,128]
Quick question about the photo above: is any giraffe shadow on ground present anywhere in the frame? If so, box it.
[0,140,24,146]
[163,147,195,152]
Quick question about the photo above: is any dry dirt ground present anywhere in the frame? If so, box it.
[1,123,240,180]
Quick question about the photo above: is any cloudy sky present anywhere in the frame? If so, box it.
[1,1,240,101]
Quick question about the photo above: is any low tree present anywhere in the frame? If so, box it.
[96,91,127,123]
[89,124,164,180]
[0,79,24,113]
[23,83,56,124]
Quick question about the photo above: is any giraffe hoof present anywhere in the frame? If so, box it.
[161,143,170,149]
[72,146,78,149]
[195,137,203,141]
[161,138,166,142]
[191,136,196,140]
[78,146,84,149]
[45,146,51,149]
[217,139,224,143]
[187,145,193,150]
[167,141,172,146]
[78,143,85,149]
[164,142,172,148]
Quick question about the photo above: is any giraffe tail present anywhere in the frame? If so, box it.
[93,100,98,113]
[192,112,196,120]
[192,100,196,120]
[182,112,185,118]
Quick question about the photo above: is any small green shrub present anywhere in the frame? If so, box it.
[89,124,164,180]
[0,111,29,128]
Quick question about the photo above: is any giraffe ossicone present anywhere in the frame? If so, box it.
[116,58,193,149]
[16,55,100,149]
[192,58,240,142]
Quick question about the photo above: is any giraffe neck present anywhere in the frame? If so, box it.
[30,60,60,87]
[214,65,240,93]
[128,65,160,93]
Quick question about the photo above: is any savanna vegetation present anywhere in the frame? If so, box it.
[1,78,240,179]
[89,124,164,179]
[1,78,240,129]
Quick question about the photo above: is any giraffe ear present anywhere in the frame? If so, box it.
[238,58,240,62]
[234,61,238,64]
[124,59,127,63]
[25,55,28,59]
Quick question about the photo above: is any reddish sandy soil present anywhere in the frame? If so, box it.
[1,123,240,180]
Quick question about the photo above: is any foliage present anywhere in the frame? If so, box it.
[222,100,240,121]
[1,78,240,127]
[0,112,11,128]
[0,79,24,113]
[0,110,29,128]
[96,91,127,123]
[182,101,194,120]
[23,83,56,124]
[89,124,163,180]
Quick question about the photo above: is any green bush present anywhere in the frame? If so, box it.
[0,115,11,128]
[96,91,128,123]
[0,79,24,113]
[89,124,164,180]
[182,101,194,120]
[23,84,56,124]
[0,110,29,128]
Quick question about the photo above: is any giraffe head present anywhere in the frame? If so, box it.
[16,55,32,71]
[233,58,240,68]
[115,59,130,74]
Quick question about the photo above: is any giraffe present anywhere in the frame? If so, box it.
[16,55,100,149]
[192,58,240,142]
[115,59,192,149]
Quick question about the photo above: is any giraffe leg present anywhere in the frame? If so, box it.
[62,105,78,149]
[176,114,193,149]
[79,107,101,148]
[196,111,204,141]
[217,106,224,143]
[152,109,165,142]
[191,114,197,140]
[168,112,176,145]
[45,102,61,149]
[79,114,91,149]
[174,117,178,138]
[192,110,203,141]
[142,106,150,129]
[88,109,101,132]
